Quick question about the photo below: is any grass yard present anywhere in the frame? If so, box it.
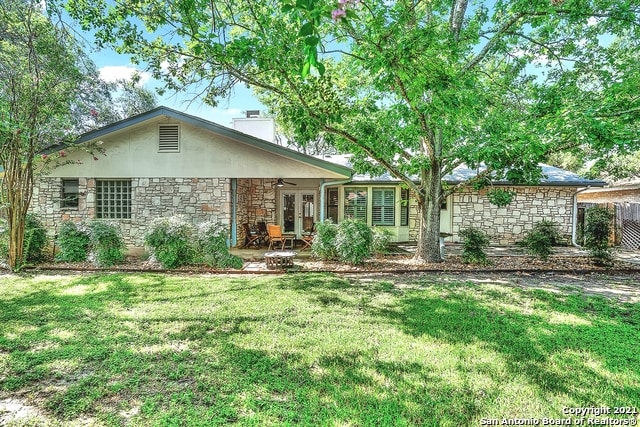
[0,272,639,426]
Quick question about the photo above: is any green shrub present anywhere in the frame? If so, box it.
[0,218,9,263]
[520,220,562,260]
[88,221,126,267]
[56,221,90,262]
[583,205,614,265]
[145,216,195,269]
[334,219,373,265]
[23,214,49,263]
[312,220,339,261]
[371,226,393,255]
[459,227,490,265]
[196,221,243,269]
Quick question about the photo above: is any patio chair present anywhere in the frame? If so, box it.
[300,223,316,251]
[257,221,269,244]
[242,223,262,249]
[267,224,286,250]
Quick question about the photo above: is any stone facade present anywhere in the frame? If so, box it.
[452,186,575,244]
[31,177,232,248]
[236,178,277,244]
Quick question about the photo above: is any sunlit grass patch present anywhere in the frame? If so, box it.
[0,272,638,426]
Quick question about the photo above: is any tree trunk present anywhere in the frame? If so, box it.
[7,205,26,269]
[414,165,443,263]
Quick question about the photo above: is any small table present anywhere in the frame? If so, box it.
[264,251,297,269]
[282,233,296,249]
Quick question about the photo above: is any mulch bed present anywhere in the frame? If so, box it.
[13,253,640,274]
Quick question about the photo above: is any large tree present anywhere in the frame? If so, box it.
[0,0,90,269]
[62,0,640,262]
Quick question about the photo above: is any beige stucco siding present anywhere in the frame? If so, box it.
[48,119,347,179]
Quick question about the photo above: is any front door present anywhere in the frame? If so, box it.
[281,191,316,237]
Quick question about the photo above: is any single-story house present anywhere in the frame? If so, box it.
[30,106,605,252]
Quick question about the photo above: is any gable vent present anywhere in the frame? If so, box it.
[158,124,180,152]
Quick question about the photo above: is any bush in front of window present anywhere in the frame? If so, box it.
[56,221,90,262]
[459,227,491,265]
[88,221,126,267]
[23,214,49,264]
[144,216,196,269]
[335,219,373,265]
[196,221,243,269]
[371,226,393,255]
[311,220,339,261]
[519,219,562,260]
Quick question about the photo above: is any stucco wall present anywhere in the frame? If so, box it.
[31,177,231,249]
[451,186,575,244]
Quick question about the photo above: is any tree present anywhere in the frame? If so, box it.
[62,0,640,262]
[0,0,89,269]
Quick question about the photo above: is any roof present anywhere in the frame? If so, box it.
[46,106,352,178]
[318,154,606,187]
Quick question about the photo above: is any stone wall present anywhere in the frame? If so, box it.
[452,186,575,244]
[236,178,276,245]
[31,177,232,248]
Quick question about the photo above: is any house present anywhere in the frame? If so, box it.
[30,107,605,252]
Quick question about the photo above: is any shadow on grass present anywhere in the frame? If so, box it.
[1,272,639,426]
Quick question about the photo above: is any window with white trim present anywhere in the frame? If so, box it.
[344,187,367,222]
[61,179,79,208]
[400,188,410,226]
[158,124,180,152]
[96,180,131,219]
[372,188,395,226]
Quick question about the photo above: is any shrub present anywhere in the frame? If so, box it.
[22,214,49,263]
[0,219,8,263]
[312,220,339,261]
[459,227,490,265]
[520,220,562,260]
[583,205,614,265]
[334,219,373,265]
[88,221,126,267]
[145,216,195,269]
[56,221,90,262]
[196,221,243,269]
[371,226,393,255]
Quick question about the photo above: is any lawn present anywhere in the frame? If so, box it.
[0,272,639,426]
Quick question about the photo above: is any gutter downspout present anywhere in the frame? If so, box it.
[231,178,237,247]
[319,175,353,222]
[572,186,591,247]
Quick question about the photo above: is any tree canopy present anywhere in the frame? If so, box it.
[60,0,640,261]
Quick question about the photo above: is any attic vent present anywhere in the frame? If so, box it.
[158,124,180,152]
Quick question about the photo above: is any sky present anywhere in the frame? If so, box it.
[89,45,266,128]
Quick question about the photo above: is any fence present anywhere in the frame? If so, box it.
[577,202,640,249]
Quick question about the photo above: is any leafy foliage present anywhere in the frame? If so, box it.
[520,220,562,260]
[23,214,49,263]
[88,221,126,267]
[56,221,90,262]
[487,189,517,207]
[334,219,373,265]
[311,220,339,261]
[583,205,615,265]
[371,227,393,256]
[459,227,490,265]
[144,216,195,269]
[195,221,243,269]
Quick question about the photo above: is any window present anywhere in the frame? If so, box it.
[400,188,409,226]
[326,188,338,223]
[61,179,79,208]
[344,187,367,222]
[96,180,131,219]
[372,188,395,226]
[158,124,180,152]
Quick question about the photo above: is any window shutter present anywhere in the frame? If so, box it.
[159,124,180,152]
[372,188,394,226]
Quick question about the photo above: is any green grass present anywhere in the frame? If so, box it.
[0,273,639,426]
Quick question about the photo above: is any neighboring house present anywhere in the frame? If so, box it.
[31,106,605,252]
[577,179,640,249]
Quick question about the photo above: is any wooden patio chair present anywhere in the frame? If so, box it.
[300,223,316,251]
[242,223,262,249]
[267,224,286,250]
